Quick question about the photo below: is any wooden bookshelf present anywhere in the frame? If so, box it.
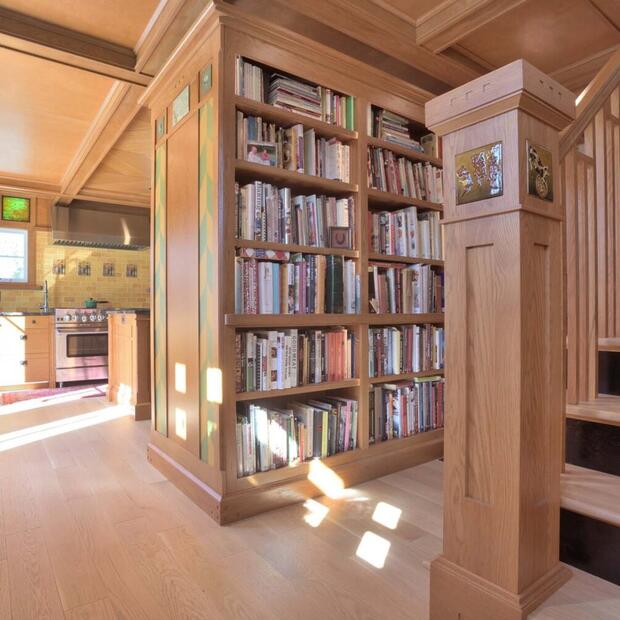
[143,5,445,523]
[367,188,443,211]
[368,252,444,267]
[369,369,444,383]
[234,95,358,142]
[367,135,442,167]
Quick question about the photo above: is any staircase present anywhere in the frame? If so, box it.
[560,50,620,587]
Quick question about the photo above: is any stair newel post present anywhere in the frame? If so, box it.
[425,60,575,619]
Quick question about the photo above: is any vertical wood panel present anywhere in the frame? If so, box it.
[606,119,615,336]
[595,110,607,337]
[166,114,200,455]
[576,159,588,401]
[614,123,620,336]
[586,163,597,400]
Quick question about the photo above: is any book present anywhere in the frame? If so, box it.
[236,396,359,476]
[235,253,358,314]
[369,377,444,443]
[368,262,443,314]
[367,146,444,203]
[235,57,355,129]
[368,324,444,377]
[371,106,425,153]
[235,181,355,249]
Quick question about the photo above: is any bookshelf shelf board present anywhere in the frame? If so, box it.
[368,252,444,267]
[235,379,360,401]
[235,159,357,195]
[366,313,444,325]
[369,369,445,384]
[367,135,442,167]
[234,445,366,489]
[234,95,358,142]
[366,188,443,211]
[235,239,359,258]
[225,313,360,327]
[368,428,444,455]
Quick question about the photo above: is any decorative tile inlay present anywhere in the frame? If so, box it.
[126,264,138,278]
[455,141,503,205]
[172,85,190,126]
[527,142,553,201]
[200,64,212,98]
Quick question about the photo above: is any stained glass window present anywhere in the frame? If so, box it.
[2,196,30,222]
[0,227,28,282]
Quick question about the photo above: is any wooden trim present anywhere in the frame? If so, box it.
[415,0,528,53]
[0,7,151,86]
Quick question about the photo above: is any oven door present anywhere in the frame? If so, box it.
[55,327,108,369]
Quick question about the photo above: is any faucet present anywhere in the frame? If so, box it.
[41,280,49,313]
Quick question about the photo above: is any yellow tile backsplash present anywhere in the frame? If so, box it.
[0,231,150,311]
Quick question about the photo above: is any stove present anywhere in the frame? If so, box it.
[55,308,109,384]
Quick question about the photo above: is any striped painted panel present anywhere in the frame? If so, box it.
[199,99,218,464]
[154,143,168,435]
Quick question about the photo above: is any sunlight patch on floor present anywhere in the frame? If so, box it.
[356,531,391,569]
[0,385,107,415]
[372,501,402,530]
[0,404,132,452]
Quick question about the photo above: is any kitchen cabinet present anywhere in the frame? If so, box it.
[0,315,55,389]
[107,312,151,420]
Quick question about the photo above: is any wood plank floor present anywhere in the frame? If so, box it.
[1,396,619,619]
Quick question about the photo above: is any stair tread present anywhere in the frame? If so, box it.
[561,464,620,527]
[598,337,620,351]
[566,395,620,427]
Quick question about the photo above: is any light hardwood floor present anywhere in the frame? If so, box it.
[0,395,619,619]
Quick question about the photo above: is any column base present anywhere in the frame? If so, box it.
[430,556,571,620]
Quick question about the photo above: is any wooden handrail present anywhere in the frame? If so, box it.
[560,47,620,158]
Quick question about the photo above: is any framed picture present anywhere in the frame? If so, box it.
[455,141,503,205]
[246,141,277,166]
[172,85,190,127]
[329,226,352,249]
[527,141,553,201]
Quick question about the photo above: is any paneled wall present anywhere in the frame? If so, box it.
[562,82,620,404]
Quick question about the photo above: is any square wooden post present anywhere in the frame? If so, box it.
[425,60,575,619]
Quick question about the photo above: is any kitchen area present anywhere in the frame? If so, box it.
[0,198,151,418]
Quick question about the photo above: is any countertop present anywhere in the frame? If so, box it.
[106,308,150,315]
[0,308,150,316]
[0,311,54,316]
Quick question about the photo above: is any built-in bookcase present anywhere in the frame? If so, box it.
[231,58,445,479]
[146,11,445,522]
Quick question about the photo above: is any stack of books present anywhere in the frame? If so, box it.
[368,262,443,314]
[372,107,425,153]
[237,113,351,181]
[368,325,444,377]
[367,147,444,203]
[236,182,354,248]
[235,58,355,129]
[235,328,356,392]
[236,397,359,476]
[369,208,442,259]
[369,377,444,443]
[234,252,359,314]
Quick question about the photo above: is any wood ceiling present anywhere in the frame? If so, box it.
[0,0,617,209]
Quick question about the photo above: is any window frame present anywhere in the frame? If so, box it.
[0,219,37,290]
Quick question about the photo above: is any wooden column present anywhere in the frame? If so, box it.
[425,60,575,619]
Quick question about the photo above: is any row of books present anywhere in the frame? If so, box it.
[237,113,350,182]
[235,328,356,393]
[369,377,444,443]
[371,107,425,153]
[235,182,354,248]
[234,253,359,314]
[368,325,444,377]
[235,57,355,129]
[367,147,444,203]
[369,208,442,260]
[236,397,358,477]
[368,262,444,314]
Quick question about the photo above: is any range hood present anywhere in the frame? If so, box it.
[52,201,150,250]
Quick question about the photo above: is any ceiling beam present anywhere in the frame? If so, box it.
[551,44,620,93]
[0,175,149,208]
[416,0,528,53]
[587,0,620,31]
[0,7,151,86]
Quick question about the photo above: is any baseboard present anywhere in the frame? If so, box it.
[430,556,571,620]
[148,432,443,525]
